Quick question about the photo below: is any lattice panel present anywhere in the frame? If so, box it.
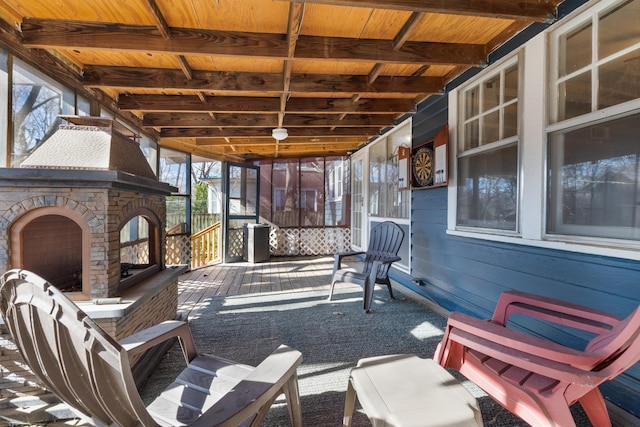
[165,234,190,265]
[271,227,350,256]
[120,241,150,264]
[228,228,244,258]
[271,228,300,256]
[323,227,351,254]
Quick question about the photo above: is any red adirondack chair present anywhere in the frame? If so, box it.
[435,290,640,427]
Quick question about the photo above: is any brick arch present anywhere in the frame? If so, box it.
[9,205,93,299]
[117,198,164,228]
[118,206,163,269]
[4,196,101,233]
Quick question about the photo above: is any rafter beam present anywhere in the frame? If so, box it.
[118,94,416,114]
[194,136,363,146]
[143,112,398,128]
[282,0,559,21]
[162,126,380,138]
[21,18,486,65]
[84,66,444,95]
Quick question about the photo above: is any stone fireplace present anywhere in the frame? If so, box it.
[0,117,187,417]
[0,116,185,336]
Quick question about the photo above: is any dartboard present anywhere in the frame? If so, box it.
[412,147,433,187]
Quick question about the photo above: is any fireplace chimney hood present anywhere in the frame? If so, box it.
[20,116,157,180]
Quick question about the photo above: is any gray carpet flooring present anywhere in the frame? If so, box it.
[140,287,590,426]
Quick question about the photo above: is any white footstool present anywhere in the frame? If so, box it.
[343,354,483,427]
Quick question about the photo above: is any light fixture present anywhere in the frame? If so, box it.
[272,127,288,141]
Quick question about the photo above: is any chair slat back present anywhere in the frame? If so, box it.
[0,270,155,426]
[363,221,404,280]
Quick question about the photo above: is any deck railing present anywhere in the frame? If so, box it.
[190,221,221,269]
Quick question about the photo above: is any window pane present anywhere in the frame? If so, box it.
[503,102,518,138]
[166,196,188,233]
[464,85,479,118]
[598,49,640,109]
[300,158,324,226]
[140,135,158,175]
[191,157,222,233]
[481,110,500,145]
[12,61,63,166]
[457,145,518,231]
[259,161,273,223]
[482,74,501,111]
[558,71,592,121]
[228,165,257,216]
[464,119,479,151]
[325,157,350,226]
[599,0,640,60]
[160,147,188,194]
[547,114,640,240]
[272,160,299,227]
[77,95,91,116]
[504,65,518,102]
[559,22,592,78]
[369,139,387,217]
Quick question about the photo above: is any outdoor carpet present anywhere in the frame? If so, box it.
[140,286,590,426]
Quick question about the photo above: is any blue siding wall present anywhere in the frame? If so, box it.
[407,87,640,421]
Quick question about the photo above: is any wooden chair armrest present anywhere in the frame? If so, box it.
[448,328,607,386]
[192,345,303,427]
[447,312,602,369]
[492,290,621,334]
[119,320,197,363]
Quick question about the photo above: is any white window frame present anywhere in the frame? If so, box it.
[351,119,411,272]
[454,53,522,234]
[448,0,640,261]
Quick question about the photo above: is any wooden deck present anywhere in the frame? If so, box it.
[177,256,349,320]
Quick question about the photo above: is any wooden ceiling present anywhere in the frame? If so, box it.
[0,0,563,161]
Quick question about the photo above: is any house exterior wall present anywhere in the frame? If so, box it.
[401,0,640,420]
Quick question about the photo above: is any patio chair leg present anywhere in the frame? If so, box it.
[343,377,357,427]
[363,280,374,313]
[328,279,337,301]
[283,373,303,427]
[383,278,394,299]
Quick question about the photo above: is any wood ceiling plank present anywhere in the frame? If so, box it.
[21,18,486,65]
[284,0,559,21]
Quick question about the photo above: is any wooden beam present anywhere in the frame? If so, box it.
[392,12,424,50]
[143,112,398,127]
[21,18,486,65]
[83,65,444,95]
[119,94,416,113]
[194,136,364,146]
[142,0,170,39]
[161,126,380,138]
[293,36,486,65]
[282,0,559,21]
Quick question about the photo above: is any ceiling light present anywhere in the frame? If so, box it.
[272,128,288,141]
